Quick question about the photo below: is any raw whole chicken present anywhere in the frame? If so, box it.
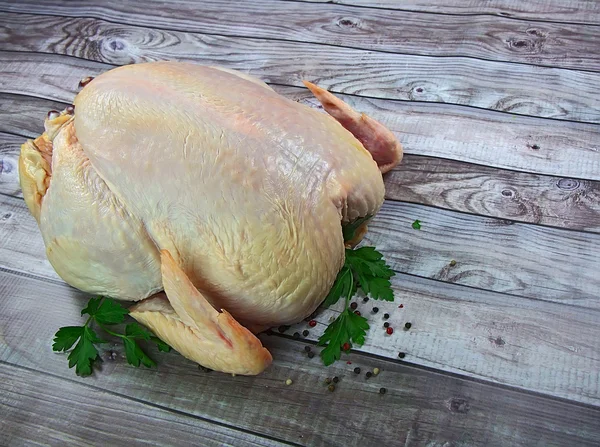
[19,62,402,375]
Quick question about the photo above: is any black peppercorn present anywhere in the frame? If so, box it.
[366,371,372,378]
[372,307,379,313]
[325,377,332,384]
[363,297,369,303]
[384,322,390,328]
[404,322,412,330]
[398,352,406,359]
[308,351,315,359]
[379,387,387,395]
[328,384,336,392]
[333,376,339,383]
[302,330,310,337]
[304,345,312,353]
[278,325,289,333]
[350,302,358,310]
[383,313,390,319]
[354,367,361,374]
[293,332,300,339]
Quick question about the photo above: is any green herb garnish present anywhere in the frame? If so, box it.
[53,297,171,376]
[412,219,421,230]
[318,246,395,366]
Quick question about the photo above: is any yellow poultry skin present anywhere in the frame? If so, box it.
[19,62,402,375]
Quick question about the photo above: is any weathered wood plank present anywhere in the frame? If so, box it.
[1,192,599,404]
[0,133,23,198]
[1,269,600,446]
[368,201,600,307]
[0,362,285,447]
[2,14,600,123]
[1,2,600,71]
[3,168,599,307]
[3,54,600,182]
[3,98,600,234]
[299,0,600,25]
[279,85,600,183]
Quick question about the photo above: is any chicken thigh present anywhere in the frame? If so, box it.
[19,62,402,374]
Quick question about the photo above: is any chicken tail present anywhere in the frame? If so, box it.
[303,81,402,174]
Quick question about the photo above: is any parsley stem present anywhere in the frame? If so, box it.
[96,322,127,339]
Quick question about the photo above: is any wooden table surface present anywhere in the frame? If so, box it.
[1,1,600,446]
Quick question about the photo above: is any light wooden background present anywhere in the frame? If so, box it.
[1,1,599,446]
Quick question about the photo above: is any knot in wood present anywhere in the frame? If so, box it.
[108,39,126,51]
[557,178,580,191]
[337,17,359,28]
[0,158,12,175]
[448,397,471,414]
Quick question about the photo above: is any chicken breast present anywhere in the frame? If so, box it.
[19,62,402,374]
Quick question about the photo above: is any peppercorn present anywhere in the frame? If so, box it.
[366,371,372,378]
[79,76,94,88]
[308,320,317,327]
[302,330,310,337]
[372,307,379,313]
[328,384,336,392]
[398,304,404,309]
[325,377,332,384]
[398,352,406,359]
[308,351,315,359]
[278,325,289,333]
[404,322,412,330]
[342,342,351,351]
[293,332,300,339]
[373,367,380,376]
[383,313,390,319]
[285,379,293,386]
[333,376,339,383]
[354,310,361,316]
[363,297,369,303]
[450,260,457,267]
[354,367,361,374]
[379,387,387,394]
[386,327,394,335]
[304,345,312,353]
[350,302,358,310]
[383,322,390,328]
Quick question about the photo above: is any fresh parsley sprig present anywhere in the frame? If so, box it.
[318,245,395,366]
[53,297,171,376]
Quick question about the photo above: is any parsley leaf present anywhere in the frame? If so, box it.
[412,219,421,230]
[93,299,130,325]
[318,309,369,366]
[52,326,84,352]
[151,336,172,352]
[322,265,355,307]
[67,326,103,377]
[342,215,372,242]
[318,243,395,366]
[53,297,171,377]
[123,337,156,368]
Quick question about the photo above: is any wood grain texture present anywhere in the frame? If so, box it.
[2,94,600,233]
[2,167,599,307]
[1,269,600,446]
[1,1,600,71]
[1,192,599,404]
[2,53,600,182]
[299,0,600,24]
[0,362,286,447]
[2,14,600,123]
